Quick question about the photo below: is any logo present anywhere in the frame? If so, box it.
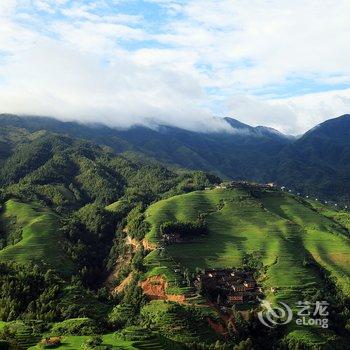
[258,299,329,329]
[258,299,293,328]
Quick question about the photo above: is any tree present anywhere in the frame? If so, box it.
[83,335,103,349]
[234,338,254,350]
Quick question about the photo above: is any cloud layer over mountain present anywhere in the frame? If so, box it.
[0,0,350,134]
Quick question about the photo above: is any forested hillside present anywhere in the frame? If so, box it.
[273,114,350,202]
[0,114,291,181]
[1,113,350,204]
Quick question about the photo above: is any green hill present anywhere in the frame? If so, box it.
[28,334,137,350]
[0,199,74,275]
[144,187,350,346]
[146,188,350,298]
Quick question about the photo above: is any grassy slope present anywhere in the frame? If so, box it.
[28,334,137,350]
[0,199,74,275]
[145,188,350,297]
[260,193,350,296]
[105,199,126,213]
[140,300,219,344]
[309,200,350,230]
[28,329,184,350]
[0,321,42,349]
[146,189,318,298]
[144,188,350,345]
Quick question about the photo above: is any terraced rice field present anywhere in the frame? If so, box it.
[145,188,350,297]
[28,332,184,350]
[0,199,74,275]
[144,188,350,345]
[0,322,41,350]
[28,334,137,350]
[260,193,350,296]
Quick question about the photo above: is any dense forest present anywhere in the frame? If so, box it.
[2,114,350,204]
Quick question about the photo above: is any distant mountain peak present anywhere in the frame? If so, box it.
[222,116,292,140]
[223,117,253,131]
[302,113,350,140]
[254,125,294,139]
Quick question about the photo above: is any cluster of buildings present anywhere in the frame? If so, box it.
[195,268,262,306]
[209,181,277,191]
[206,181,349,210]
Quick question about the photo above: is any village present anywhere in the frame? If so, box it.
[207,181,349,210]
[195,268,263,310]
[206,180,278,191]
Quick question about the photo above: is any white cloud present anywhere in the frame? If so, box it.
[0,38,230,132]
[228,89,350,135]
[271,89,350,134]
[0,0,349,134]
[155,0,350,89]
[228,95,297,134]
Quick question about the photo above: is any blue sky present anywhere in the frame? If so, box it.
[0,0,350,134]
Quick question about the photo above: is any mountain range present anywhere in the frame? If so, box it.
[1,113,350,203]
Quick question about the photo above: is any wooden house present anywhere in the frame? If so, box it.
[228,294,244,303]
